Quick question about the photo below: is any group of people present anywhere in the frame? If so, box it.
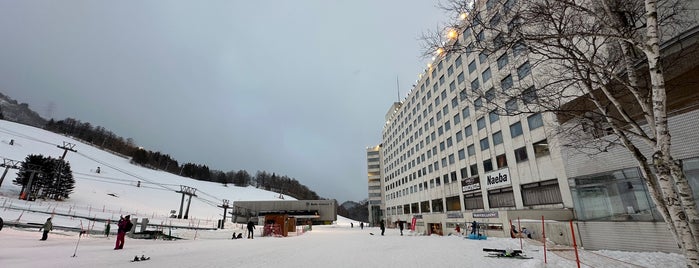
[39,215,134,250]
[510,225,532,239]
[230,220,259,239]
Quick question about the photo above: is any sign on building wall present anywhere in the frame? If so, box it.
[473,211,499,218]
[447,212,464,219]
[484,168,511,189]
[461,177,481,193]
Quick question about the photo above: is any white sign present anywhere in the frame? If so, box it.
[484,168,511,189]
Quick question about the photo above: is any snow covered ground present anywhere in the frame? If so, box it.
[0,119,687,267]
[0,219,686,268]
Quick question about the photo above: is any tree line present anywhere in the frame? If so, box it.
[43,118,322,200]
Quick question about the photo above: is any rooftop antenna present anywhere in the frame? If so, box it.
[396,76,401,102]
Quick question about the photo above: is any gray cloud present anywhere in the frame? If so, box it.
[0,0,445,202]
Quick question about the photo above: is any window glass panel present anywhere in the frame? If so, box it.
[510,121,523,137]
[493,131,503,145]
[528,113,544,130]
[514,146,528,162]
[477,117,486,130]
[480,137,490,151]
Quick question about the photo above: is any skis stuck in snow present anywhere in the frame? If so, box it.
[130,255,151,262]
[482,248,533,259]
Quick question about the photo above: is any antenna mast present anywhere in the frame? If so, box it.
[396,76,400,102]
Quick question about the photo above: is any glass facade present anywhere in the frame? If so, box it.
[569,167,662,221]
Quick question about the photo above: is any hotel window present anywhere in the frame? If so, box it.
[448,65,454,76]
[517,61,531,79]
[514,146,528,163]
[447,137,453,148]
[477,117,486,130]
[479,50,489,64]
[470,164,478,176]
[528,113,543,130]
[465,125,473,137]
[456,130,463,142]
[464,192,485,210]
[471,78,480,91]
[506,98,518,115]
[455,55,462,67]
[510,121,523,138]
[523,86,538,104]
[454,114,461,125]
[480,137,490,151]
[488,187,515,208]
[496,154,508,168]
[462,106,470,119]
[467,144,476,156]
[522,179,563,206]
[501,75,513,91]
[533,139,550,157]
[468,60,477,73]
[482,68,492,83]
[475,97,483,110]
[493,131,503,145]
[449,154,455,164]
[458,72,465,84]
[458,149,466,160]
[485,88,495,102]
[483,159,493,172]
[450,81,456,92]
[460,90,468,101]
[460,167,468,178]
[497,54,509,70]
[489,110,499,124]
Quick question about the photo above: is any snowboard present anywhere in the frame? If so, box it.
[130,255,151,262]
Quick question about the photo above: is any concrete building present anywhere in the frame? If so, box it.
[366,144,383,226]
[375,0,699,253]
[231,200,338,225]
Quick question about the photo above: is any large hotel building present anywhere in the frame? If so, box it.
[369,1,699,253]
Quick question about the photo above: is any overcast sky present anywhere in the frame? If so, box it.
[0,0,446,202]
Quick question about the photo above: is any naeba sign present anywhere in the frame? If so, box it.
[485,168,511,189]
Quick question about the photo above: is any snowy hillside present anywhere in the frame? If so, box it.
[0,119,294,230]
[0,119,688,267]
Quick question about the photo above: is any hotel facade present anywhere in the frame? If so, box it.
[373,0,699,253]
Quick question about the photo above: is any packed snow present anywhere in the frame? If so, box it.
[0,119,687,267]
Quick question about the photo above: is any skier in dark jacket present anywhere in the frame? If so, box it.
[115,215,132,250]
[247,220,256,239]
[380,220,385,236]
[471,221,479,235]
[39,218,53,240]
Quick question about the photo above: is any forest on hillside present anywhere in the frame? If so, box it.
[41,118,322,200]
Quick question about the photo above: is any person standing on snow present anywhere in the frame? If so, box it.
[379,220,385,236]
[398,221,404,236]
[360,222,364,229]
[104,219,111,238]
[247,220,256,239]
[471,221,479,235]
[115,215,132,249]
[39,218,53,240]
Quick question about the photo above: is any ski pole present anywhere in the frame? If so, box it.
[72,231,82,257]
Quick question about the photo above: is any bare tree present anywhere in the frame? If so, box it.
[423,0,699,265]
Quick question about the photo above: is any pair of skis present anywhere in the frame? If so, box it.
[482,248,533,259]
[130,255,151,262]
